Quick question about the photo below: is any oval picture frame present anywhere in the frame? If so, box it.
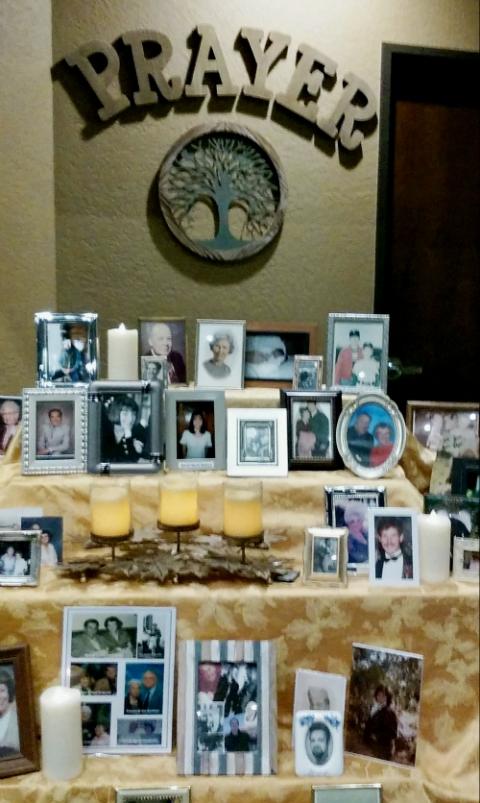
[336,392,406,479]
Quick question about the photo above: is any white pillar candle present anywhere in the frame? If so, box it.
[158,473,199,527]
[418,511,451,583]
[107,323,138,380]
[40,686,83,781]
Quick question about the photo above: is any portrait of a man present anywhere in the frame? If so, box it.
[140,320,187,384]
[36,402,74,459]
[305,721,332,766]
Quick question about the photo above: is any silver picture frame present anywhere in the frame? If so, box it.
[165,388,226,471]
[116,789,190,803]
[303,527,348,586]
[35,311,98,386]
[195,319,246,390]
[292,355,324,391]
[22,387,88,475]
[312,783,382,802]
[453,536,479,583]
[324,485,386,573]
[0,531,41,587]
[326,313,390,393]
[88,381,163,474]
[336,392,406,479]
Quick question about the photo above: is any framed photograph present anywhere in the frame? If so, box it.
[0,531,41,587]
[21,387,88,475]
[336,393,406,478]
[312,784,382,802]
[453,536,480,583]
[140,356,167,384]
[368,508,419,587]
[177,640,276,775]
[0,396,22,458]
[293,670,347,748]
[226,408,288,477]
[116,789,190,803]
[405,401,479,457]
[281,390,342,470]
[88,381,163,474]
[165,389,226,471]
[0,644,39,778]
[35,311,98,386]
[138,317,187,385]
[303,527,347,586]
[292,355,323,391]
[424,493,480,569]
[294,709,343,776]
[324,486,386,572]
[451,458,480,497]
[326,313,389,393]
[345,642,423,767]
[20,516,63,566]
[244,321,318,388]
[195,319,246,390]
[62,606,176,754]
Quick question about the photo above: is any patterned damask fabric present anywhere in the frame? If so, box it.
[0,459,478,801]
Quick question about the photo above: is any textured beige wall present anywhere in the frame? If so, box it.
[0,0,56,393]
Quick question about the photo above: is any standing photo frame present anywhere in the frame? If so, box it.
[292,355,324,391]
[35,311,98,386]
[303,527,347,586]
[226,407,288,477]
[453,536,479,583]
[281,390,342,470]
[195,320,246,390]
[0,531,41,587]
[324,486,386,572]
[177,640,276,776]
[138,317,188,385]
[22,387,88,475]
[326,313,389,393]
[405,400,479,456]
[0,645,39,778]
[165,389,226,471]
[368,507,420,587]
[244,321,318,389]
[88,381,163,474]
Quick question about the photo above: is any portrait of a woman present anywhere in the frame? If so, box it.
[203,332,235,380]
[179,409,213,459]
[0,668,20,755]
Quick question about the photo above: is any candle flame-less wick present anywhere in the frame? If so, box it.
[118,322,126,331]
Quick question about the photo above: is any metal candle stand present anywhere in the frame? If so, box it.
[89,530,134,561]
[222,531,265,565]
[157,521,201,554]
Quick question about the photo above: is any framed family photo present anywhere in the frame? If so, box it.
[312,784,382,803]
[0,644,39,778]
[336,393,406,479]
[88,381,163,474]
[195,319,246,390]
[244,321,318,388]
[0,396,22,458]
[116,789,190,803]
[165,389,226,471]
[292,355,324,391]
[22,387,88,475]
[281,390,342,470]
[453,536,480,582]
[21,516,63,567]
[177,640,276,776]
[138,317,187,385]
[326,313,389,393]
[35,311,98,386]
[405,401,479,457]
[324,486,386,572]
[345,642,423,767]
[294,709,344,776]
[62,606,176,754]
[226,408,288,477]
[303,527,347,586]
[368,508,419,587]
[0,531,41,587]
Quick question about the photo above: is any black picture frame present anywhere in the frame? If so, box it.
[280,390,342,470]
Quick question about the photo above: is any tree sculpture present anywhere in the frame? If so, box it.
[158,124,287,261]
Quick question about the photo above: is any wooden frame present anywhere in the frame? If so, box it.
[138,317,188,385]
[0,644,39,778]
[326,313,389,393]
[177,640,277,775]
[244,321,318,389]
[405,401,479,455]
[281,390,342,471]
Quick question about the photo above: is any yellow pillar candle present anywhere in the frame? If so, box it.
[158,474,199,527]
[90,482,131,537]
[223,480,263,539]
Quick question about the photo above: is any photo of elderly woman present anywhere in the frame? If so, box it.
[176,402,215,460]
[0,665,20,755]
[0,397,22,457]
[196,320,245,390]
[325,487,386,571]
[100,393,150,464]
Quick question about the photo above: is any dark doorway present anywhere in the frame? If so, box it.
[375,44,479,414]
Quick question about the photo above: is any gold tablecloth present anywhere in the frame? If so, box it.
[0,462,478,802]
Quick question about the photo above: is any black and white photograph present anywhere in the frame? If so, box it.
[227,408,288,477]
[195,319,246,390]
[35,312,97,386]
[244,323,318,388]
[292,355,323,391]
[62,606,176,754]
[0,663,20,755]
[326,313,389,392]
[312,535,338,574]
[312,784,382,803]
[21,516,63,566]
[139,317,187,384]
[197,661,258,753]
[324,486,386,571]
[116,787,190,803]
[294,710,344,776]
[140,356,166,384]
[0,532,41,587]
[406,401,479,457]
[165,389,226,471]
[292,669,347,747]
[22,387,88,475]
[345,643,423,767]
[35,400,74,459]
[281,391,342,470]
[424,493,479,539]
[368,508,419,587]
[0,397,22,458]
[197,701,225,753]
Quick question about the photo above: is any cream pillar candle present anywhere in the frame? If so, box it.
[40,686,83,781]
[223,480,263,538]
[107,323,138,380]
[90,481,131,537]
[158,473,199,527]
[418,510,451,583]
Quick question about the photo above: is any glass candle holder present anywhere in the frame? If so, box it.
[223,479,263,562]
[158,473,199,552]
[90,479,132,558]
